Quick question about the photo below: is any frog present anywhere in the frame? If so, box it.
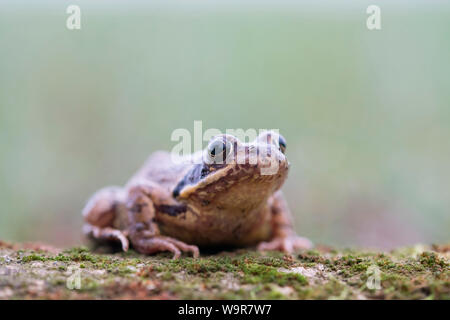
[82,131,312,259]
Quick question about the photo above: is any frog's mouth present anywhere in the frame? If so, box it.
[172,154,289,201]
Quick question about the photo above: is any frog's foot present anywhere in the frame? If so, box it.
[257,235,313,253]
[132,235,200,259]
[83,224,129,252]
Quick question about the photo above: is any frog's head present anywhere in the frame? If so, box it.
[173,131,289,212]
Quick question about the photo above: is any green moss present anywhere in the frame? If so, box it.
[81,278,100,292]
[419,252,448,269]
[21,253,47,262]
[62,246,90,255]
[161,272,175,281]
[266,290,287,299]
[5,244,449,300]
[241,263,307,286]
[297,278,350,299]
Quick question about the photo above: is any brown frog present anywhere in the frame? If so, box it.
[82,131,312,258]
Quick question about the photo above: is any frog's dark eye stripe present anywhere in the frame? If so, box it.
[173,161,227,198]
[172,164,205,198]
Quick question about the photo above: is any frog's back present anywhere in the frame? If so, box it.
[127,151,191,191]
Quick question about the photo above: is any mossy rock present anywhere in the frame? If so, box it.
[0,241,448,299]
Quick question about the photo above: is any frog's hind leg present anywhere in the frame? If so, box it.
[82,224,129,252]
[82,186,129,251]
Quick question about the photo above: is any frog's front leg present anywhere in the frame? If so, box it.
[258,191,313,253]
[126,182,199,259]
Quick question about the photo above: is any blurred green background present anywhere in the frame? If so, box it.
[1,0,449,249]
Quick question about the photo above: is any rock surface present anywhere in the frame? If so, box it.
[0,241,448,300]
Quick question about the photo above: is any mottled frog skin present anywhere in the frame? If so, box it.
[82,131,312,258]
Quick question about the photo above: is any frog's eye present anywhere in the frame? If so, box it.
[207,138,233,163]
[269,133,287,154]
[278,135,287,154]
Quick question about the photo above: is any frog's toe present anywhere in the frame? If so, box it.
[163,237,200,259]
[83,224,129,252]
[257,235,313,253]
[291,236,313,251]
[257,238,282,251]
[132,236,199,259]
